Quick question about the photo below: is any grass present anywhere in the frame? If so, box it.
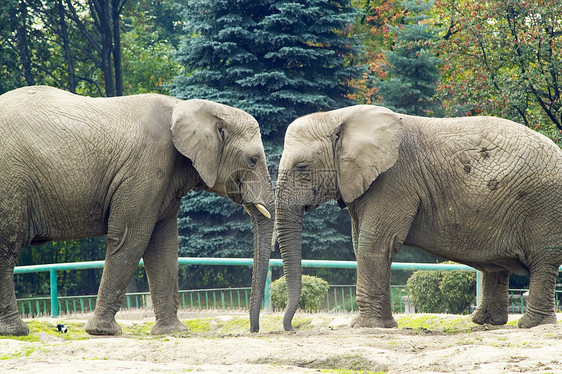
[0,312,553,343]
[0,320,90,342]
[395,314,482,334]
[0,346,37,360]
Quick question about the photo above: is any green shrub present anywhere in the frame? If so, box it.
[270,275,330,312]
[406,266,476,314]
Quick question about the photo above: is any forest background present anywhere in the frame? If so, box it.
[2,0,561,298]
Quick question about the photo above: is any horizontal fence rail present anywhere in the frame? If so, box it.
[14,258,562,318]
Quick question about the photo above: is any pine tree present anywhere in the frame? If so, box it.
[171,0,361,135]
[375,0,442,116]
[170,0,363,285]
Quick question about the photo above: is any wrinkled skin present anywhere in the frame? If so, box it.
[0,86,274,336]
[276,105,562,331]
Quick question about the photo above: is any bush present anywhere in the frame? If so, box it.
[406,266,476,314]
[270,275,330,312]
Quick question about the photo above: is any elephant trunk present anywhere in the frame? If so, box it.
[275,198,304,332]
[247,192,275,333]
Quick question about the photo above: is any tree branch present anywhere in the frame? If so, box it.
[64,0,102,55]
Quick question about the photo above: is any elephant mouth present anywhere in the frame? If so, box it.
[304,204,318,212]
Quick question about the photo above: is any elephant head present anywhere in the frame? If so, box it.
[172,99,274,332]
[275,105,402,331]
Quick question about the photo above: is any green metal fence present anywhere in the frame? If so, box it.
[14,258,562,318]
[18,284,560,318]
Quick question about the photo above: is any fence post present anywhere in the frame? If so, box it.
[476,271,482,307]
[50,268,58,317]
[263,266,273,313]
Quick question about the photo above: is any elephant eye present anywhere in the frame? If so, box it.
[249,157,258,167]
[295,164,310,175]
[219,128,225,141]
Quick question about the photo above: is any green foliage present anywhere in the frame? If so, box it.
[171,0,363,136]
[0,0,181,96]
[375,0,442,116]
[120,3,181,95]
[406,270,444,313]
[16,238,106,297]
[391,246,443,285]
[406,268,476,314]
[437,0,562,137]
[270,275,330,311]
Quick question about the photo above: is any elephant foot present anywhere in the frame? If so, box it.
[471,307,508,326]
[351,315,397,328]
[0,317,30,336]
[517,312,557,329]
[85,314,122,336]
[150,317,188,335]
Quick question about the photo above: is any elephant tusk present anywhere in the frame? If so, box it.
[254,203,271,219]
[244,205,252,216]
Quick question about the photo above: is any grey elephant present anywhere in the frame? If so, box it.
[0,86,274,336]
[275,105,562,331]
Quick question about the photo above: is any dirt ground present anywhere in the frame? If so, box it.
[1,311,561,374]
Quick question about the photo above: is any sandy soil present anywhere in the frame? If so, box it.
[1,312,561,374]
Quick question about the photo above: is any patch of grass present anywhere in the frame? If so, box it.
[180,315,287,334]
[0,346,37,360]
[255,315,283,332]
[298,353,387,372]
[456,337,479,345]
[122,322,154,337]
[291,316,313,329]
[0,320,89,342]
[183,318,213,333]
[396,315,481,334]
[218,316,250,334]
[506,319,519,327]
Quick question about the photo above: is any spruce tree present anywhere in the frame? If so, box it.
[171,0,361,135]
[171,0,363,285]
[375,0,442,116]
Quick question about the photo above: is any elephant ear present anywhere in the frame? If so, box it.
[334,105,403,203]
[171,99,224,188]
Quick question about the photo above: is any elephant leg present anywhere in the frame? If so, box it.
[0,203,29,335]
[349,198,415,329]
[351,250,397,328]
[0,256,29,336]
[85,221,153,336]
[518,261,559,328]
[350,222,403,328]
[471,270,509,325]
[143,217,187,335]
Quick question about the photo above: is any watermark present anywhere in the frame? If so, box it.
[275,168,339,206]
[222,167,339,204]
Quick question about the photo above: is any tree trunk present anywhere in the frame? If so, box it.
[97,0,116,97]
[57,0,76,92]
[111,0,125,96]
[11,1,35,86]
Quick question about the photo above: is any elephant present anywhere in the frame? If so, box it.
[275,105,562,331]
[0,85,274,336]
